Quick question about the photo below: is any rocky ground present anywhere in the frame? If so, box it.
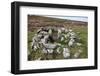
[28,15,88,61]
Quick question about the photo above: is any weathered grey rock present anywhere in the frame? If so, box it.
[47,49,54,53]
[68,38,75,47]
[73,50,83,58]
[76,43,82,46]
[40,35,49,44]
[32,45,38,51]
[61,36,64,41]
[63,48,70,58]
[48,29,52,35]
[56,47,61,54]
[43,43,57,49]
[37,28,42,33]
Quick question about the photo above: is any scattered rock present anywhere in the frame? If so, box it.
[63,48,70,58]
[31,27,83,59]
[73,50,83,58]
[76,43,82,46]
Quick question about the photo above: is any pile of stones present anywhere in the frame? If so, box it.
[31,27,83,60]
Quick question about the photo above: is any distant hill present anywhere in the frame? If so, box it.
[28,15,87,31]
